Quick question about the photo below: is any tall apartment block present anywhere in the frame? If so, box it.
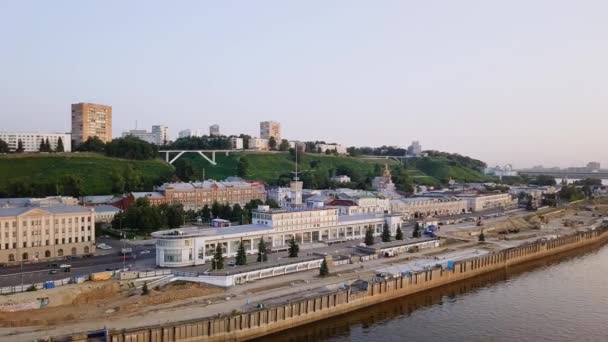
[209,124,220,136]
[260,121,281,141]
[71,103,112,145]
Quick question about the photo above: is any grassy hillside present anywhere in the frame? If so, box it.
[0,153,174,196]
[177,151,489,185]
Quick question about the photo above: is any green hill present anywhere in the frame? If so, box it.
[176,151,490,187]
[0,153,174,196]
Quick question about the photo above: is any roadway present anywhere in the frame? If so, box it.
[0,238,156,287]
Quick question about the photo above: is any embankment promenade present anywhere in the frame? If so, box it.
[60,226,608,342]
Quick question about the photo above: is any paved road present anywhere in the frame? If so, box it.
[0,238,156,287]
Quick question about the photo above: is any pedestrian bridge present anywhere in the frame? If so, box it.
[159,150,238,165]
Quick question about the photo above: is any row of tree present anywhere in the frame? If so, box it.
[111,198,188,233]
[0,175,84,198]
[0,138,65,153]
[77,136,158,160]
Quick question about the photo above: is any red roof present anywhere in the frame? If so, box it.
[326,199,357,207]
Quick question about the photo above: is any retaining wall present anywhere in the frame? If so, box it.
[58,227,608,342]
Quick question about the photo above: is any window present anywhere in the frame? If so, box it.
[57,249,63,257]
[8,254,14,262]
[23,242,27,248]
[71,247,77,255]
[22,252,28,260]
[45,250,51,258]
[163,249,182,263]
[84,246,89,254]
[55,239,59,245]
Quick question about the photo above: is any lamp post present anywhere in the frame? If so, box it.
[122,233,126,270]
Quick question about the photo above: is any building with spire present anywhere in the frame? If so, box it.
[372,164,396,193]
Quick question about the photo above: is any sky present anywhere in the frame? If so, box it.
[1,1,607,169]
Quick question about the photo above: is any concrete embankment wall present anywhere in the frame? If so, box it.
[62,228,608,342]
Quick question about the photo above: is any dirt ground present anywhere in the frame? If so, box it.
[0,280,224,327]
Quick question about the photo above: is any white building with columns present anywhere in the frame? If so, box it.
[153,206,402,267]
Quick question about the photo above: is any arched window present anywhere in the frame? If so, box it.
[84,246,89,254]
[8,254,14,262]
[57,249,64,257]
[71,247,77,256]
[22,252,28,260]
[45,250,51,258]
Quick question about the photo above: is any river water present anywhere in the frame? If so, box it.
[258,243,608,342]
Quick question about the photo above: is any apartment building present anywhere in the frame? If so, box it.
[209,125,220,136]
[230,137,243,150]
[71,103,112,145]
[314,143,348,155]
[0,132,72,152]
[0,205,96,264]
[248,137,269,151]
[130,180,266,211]
[122,125,169,145]
[260,121,281,141]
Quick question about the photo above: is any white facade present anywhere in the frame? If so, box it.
[456,193,515,212]
[230,137,243,150]
[331,175,352,183]
[0,132,71,152]
[152,125,169,145]
[315,143,347,154]
[248,137,269,151]
[407,141,422,157]
[153,207,394,267]
[123,125,168,145]
[178,129,204,139]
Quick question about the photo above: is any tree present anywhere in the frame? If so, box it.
[232,204,244,224]
[142,282,150,295]
[174,158,194,182]
[59,175,83,197]
[45,138,51,152]
[288,237,299,258]
[265,199,280,209]
[381,223,391,242]
[56,137,64,152]
[413,222,421,238]
[235,240,247,266]
[16,139,24,153]
[77,136,105,153]
[237,158,249,178]
[257,238,268,262]
[268,136,277,150]
[212,244,224,270]
[278,139,290,151]
[478,230,485,242]
[201,204,211,222]
[319,259,329,277]
[105,136,158,160]
[365,226,375,246]
[110,172,126,194]
[395,226,403,240]
[0,139,9,153]
[39,139,46,152]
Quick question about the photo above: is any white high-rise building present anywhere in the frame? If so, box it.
[122,125,169,145]
[178,129,204,139]
[152,125,169,145]
[407,141,422,157]
[0,132,72,152]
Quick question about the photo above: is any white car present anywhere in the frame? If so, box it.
[139,250,150,254]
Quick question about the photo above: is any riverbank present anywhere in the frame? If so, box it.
[60,225,608,342]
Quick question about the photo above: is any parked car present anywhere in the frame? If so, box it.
[49,270,57,274]
[139,250,150,254]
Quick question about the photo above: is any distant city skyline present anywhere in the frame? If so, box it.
[1,1,607,168]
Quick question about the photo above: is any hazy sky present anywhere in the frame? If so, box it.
[1,1,607,168]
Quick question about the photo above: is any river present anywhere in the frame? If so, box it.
[257,243,608,342]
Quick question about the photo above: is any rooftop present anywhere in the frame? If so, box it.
[93,205,121,213]
[152,224,272,239]
[0,205,93,217]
